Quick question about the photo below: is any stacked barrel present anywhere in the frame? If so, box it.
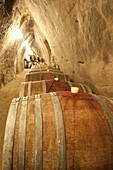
[2,64,113,169]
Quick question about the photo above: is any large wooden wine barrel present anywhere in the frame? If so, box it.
[26,72,70,82]
[19,80,92,97]
[2,92,113,169]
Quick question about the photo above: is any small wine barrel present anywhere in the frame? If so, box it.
[25,72,70,82]
[2,92,113,169]
[19,80,92,97]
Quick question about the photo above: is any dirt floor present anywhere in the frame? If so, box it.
[0,69,28,169]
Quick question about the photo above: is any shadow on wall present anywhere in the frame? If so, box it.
[5,0,16,15]
[44,39,51,64]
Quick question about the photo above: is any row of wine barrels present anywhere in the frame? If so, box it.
[26,72,70,82]
[19,80,92,97]
[2,92,113,169]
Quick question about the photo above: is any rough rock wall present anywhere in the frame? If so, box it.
[0,0,113,97]
[0,1,20,87]
[0,1,14,87]
[25,0,113,97]
[0,0,35,87]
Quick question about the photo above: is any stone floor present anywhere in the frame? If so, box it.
[0,69,28,169]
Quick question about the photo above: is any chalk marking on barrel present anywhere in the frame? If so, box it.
[50,92,66,170]
[2,98,19,170]
[42,80,46,93]
[34,95,42,170]
[28,81,31,96]
[94,95,113,135]
[19,82,25,97]
[18,97,28,170]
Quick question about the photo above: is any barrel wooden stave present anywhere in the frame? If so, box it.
[19,80,92,97]
[2,92,113,169]
[25,72,70,82]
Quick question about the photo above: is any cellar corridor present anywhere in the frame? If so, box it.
[1,0,113,169]
[1,64,113,169]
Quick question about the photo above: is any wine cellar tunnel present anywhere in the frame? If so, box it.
[0,0,113,169]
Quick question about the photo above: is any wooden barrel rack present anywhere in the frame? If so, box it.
[2,64,113,170]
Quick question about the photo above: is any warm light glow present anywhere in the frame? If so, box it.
[23,40,30,48]
[54,77,59,81]
[47,69,50,72]
[10,27,23,40]
[23,40,33,60]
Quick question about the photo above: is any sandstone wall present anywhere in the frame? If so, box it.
[25,0,113,97]
[0,1,34,87]
[0,2,15,87]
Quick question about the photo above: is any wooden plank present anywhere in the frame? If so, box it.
[50,92,66,170]
[18,97,28,170]
[2,98,19,170]
[34,95,42,170]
